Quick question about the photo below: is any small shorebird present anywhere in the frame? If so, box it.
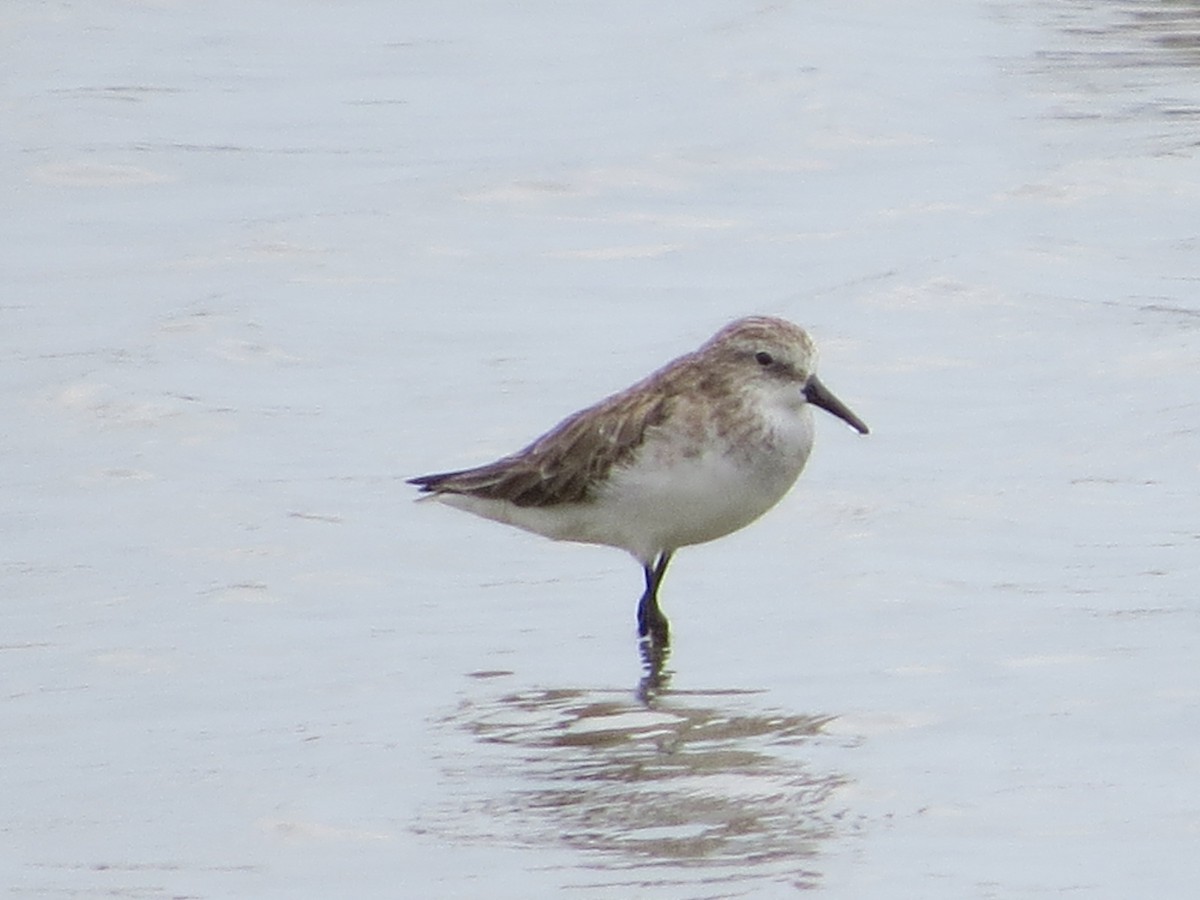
[409,316,868,646]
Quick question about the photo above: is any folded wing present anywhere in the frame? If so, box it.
[408,389,671,507]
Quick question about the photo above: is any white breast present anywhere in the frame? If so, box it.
[590,400,816,562]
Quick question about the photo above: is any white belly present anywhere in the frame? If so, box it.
[593,430,812,560]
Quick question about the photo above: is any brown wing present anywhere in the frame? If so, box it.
[408,386,671,507]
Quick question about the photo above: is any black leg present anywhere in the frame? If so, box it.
[636,551,673,645]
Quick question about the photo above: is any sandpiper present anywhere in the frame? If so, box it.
[409,316,868,646]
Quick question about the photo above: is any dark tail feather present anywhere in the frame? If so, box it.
[408,460,557,506]
[408,464,513,497]
[407,470,464,493]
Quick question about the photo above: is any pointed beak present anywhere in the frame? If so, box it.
[804,375,869,435]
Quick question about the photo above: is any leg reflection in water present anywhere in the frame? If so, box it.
[637,637,671,704]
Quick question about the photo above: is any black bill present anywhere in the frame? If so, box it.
[804,375,869,435]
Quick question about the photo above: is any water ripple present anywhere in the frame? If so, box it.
[426,681,855,895]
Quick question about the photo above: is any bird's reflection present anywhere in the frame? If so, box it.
[430,669,855,893]
[636,637,672,703]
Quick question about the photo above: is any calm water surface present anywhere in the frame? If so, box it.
[4,1,1200,897]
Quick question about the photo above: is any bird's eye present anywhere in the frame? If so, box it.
[755,351,774,366]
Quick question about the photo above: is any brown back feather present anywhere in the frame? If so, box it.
[409,384,672,507]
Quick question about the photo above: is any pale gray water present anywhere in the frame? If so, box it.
[4,1,1200,897]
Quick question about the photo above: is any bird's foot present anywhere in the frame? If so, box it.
[636,598,670,647]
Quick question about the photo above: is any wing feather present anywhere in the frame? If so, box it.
[408,386,671,507]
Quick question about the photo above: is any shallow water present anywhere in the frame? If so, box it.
[4,1,1200,897]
